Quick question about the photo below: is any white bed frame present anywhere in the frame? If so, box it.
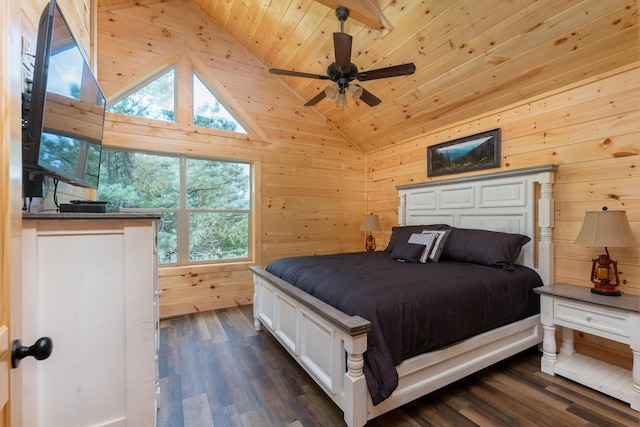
[251,164,557,426]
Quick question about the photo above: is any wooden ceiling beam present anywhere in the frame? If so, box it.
[313,0,391,32]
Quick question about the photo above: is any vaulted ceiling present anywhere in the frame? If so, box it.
[97,0,638,153]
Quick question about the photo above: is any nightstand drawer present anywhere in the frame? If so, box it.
[554,299,631,340]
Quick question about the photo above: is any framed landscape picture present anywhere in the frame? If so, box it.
[427,128,501,176]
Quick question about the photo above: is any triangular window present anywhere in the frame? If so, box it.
[108,68,175,122]
[193,72,246,134]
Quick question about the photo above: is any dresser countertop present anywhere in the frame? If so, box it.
[23,212,163,220]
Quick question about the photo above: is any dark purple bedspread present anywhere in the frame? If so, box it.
[266,251,541,404]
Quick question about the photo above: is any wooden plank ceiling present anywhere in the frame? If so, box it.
[96,0,638,153]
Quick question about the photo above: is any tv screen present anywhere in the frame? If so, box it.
[23,0,106,189]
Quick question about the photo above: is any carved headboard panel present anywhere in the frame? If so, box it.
[397,165,557,285]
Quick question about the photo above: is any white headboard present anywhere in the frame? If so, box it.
[397,165,557,285]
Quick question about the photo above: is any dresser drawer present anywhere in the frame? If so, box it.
[554,299,631,341]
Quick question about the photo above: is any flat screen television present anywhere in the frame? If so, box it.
[22,0,106,190]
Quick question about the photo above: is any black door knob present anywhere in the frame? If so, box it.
[11,337,53,368]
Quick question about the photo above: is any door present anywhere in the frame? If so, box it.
[1,1,25,426]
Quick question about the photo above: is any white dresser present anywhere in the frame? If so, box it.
[20,213,162,426]
[535,283,639,411]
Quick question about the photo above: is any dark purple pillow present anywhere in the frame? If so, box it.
[440,227,531,269]
[390,243,427,263]
[385,224,450,252]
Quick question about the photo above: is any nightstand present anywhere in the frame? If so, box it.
[534,283,639,411]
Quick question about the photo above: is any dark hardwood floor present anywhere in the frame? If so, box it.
[157,305,639,427]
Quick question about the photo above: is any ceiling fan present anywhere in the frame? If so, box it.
[269,6,416,108]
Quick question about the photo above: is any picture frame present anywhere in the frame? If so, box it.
[427,128,501,176]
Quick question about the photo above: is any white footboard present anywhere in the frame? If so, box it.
[251,266,371,427]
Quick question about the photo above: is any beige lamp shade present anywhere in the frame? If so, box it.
[360,214,381,232]
[574,210,636,248]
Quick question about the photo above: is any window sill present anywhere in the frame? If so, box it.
[159,260,257,276]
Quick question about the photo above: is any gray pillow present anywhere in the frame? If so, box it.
[440,228,530,269]
[390,243,426,263]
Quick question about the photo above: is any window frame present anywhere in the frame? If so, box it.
[103,149,254,267]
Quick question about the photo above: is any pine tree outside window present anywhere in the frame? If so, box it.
[98,150,252,265]
[107,68,176,121]
[192,72,247,133]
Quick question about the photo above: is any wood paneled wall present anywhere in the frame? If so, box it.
[365,63,639,368]
[22,0,92,62]
[97,1,365,317]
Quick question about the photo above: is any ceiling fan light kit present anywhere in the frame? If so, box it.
[325,83,340,99]
[269,6,416,108]
[348,84,363,100]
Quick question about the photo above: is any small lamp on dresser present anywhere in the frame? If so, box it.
[360,213,381,251]
[574,207,636,296]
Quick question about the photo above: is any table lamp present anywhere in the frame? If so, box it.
[360,213,381,251]
[574,207,636,296]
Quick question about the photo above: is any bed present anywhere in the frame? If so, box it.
[250,164,557,426]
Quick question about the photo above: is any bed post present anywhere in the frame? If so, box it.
[253,275,261,331]
[342,333,368,427]
[398,194,407,226]
[537,169,556,285]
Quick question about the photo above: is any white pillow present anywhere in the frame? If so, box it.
[421,229,451,262]
[408,233,439,263]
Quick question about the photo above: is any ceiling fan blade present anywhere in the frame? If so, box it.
[333,32,353,72]
[356,63,416,81]
[269,68,329,80]
[304,90,327,106]
[359,88,381,106]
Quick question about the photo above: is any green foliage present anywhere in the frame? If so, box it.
[192,72,246,133]
[186,158,250,210]
[193,103,238,131]
[99,151,179,208]
[189,212,248,261]
[186,159,250,260]
[107,69,175,121]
